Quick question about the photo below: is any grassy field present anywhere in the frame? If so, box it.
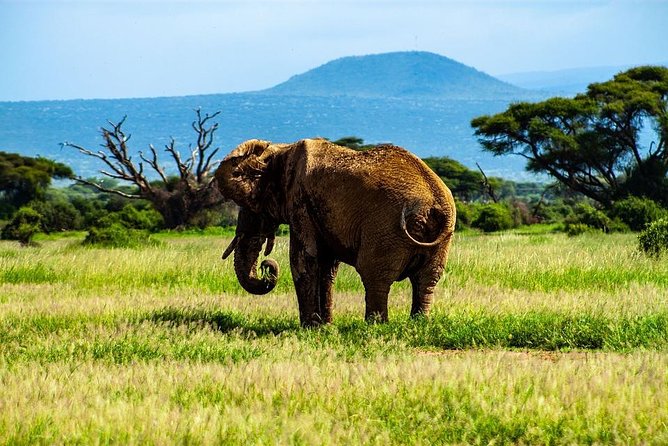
[1,229,667,444]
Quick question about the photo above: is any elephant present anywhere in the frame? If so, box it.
[215,138,456,326]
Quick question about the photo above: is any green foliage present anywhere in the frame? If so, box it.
[566,203,616,233]
[0,152,73,217]
[472,66,668,207]
[565,223,591,237]
[1,206,43,246]
[83,224,155,249]
[82,204,163,248]
[638,218,668,258]
[454,199,474,230]
[27,191,83,233]
[331,136,376,151]
[609,196,667,231]
[423,157,484,201]
[97,204,164,232]
[472,203,515,232]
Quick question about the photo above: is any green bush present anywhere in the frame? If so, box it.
[472,203,515,232]
[454,200,474,230]
[638,218,668,258]
[82,203,163,248]
[83,223,155,248]
[98,205,164,232]
[1,207,43,246]
[28,197,83,233]
[609,196,667,231]
[564,223,591,237]
[564,203,628,233]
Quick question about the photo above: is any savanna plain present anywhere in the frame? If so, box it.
[1,228,667,444]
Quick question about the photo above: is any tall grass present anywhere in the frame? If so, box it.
[1,231,667,444]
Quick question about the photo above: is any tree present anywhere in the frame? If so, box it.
[1,206,43,246]
[63,109,225,229]
[0,152,73,217]
[331,136,376,151]
[471,66,668,207]
[422,156,486,201]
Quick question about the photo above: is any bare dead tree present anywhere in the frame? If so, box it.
[62,109,225,229]
[475,162,499,203]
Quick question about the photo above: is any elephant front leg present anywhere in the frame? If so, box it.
[289,232,325,327]
[317,258,339,324]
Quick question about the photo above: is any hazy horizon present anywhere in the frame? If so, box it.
[2,0,667,102]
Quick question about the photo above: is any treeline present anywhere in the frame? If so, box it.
[2,145,665,246]
[2,65,668,257]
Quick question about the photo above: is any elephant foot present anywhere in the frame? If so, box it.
[300,312,329,328]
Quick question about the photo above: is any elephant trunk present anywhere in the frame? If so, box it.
[222,207,280,295]
[232,234,279,295]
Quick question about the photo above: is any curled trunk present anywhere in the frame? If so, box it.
[232,234,279,295]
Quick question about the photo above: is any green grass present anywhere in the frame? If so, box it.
[1,231,667,444]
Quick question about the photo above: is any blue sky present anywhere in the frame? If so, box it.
[1,0,666,101]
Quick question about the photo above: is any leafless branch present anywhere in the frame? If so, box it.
[140,145,169,185]
[73,177,142,199]
[64,110,224,228]
[476,163,499,203]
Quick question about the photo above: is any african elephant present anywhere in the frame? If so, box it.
[215,138,456,326]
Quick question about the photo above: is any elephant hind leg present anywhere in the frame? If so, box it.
[361,280,391,322]
[409,259,445,317]
[410,233,453,317]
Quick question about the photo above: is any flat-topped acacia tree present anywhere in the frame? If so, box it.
[63,109,225,229]
[472,66,668,208]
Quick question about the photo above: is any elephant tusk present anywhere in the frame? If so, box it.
[264,234,275,256]
[222,233,243,260]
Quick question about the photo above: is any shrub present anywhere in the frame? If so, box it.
[1,207,43,246]
[609,196,667,231]
[472,203,514,232]
[83,204,163,248]
[638,218,668,258]
[509,199,536,226]
[454,200,474,230]
[83,223,155,248]
[28,198,83,233]
[563,203,628,233]
[98,205,164,232]
[574,204,613,232]
[564,223,591,237]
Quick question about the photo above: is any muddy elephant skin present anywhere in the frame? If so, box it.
[215,138,456,326]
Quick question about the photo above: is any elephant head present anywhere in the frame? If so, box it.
[216,140,281,295]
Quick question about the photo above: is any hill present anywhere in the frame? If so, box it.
[0,52,547,180]
[263,51,531,100]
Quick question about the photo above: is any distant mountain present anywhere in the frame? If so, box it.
[496,63,668,95]
[0,52,548,181]
[263,51,532,100]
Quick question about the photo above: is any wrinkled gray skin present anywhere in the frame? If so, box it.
[216,138,456,327]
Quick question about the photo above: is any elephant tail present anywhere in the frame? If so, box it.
[400,204,452,248]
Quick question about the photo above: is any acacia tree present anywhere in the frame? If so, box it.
[0,152,73,216]
[471,66,668,207]
[63,109,224,228]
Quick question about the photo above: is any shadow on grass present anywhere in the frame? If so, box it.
[145,307,300,336]
[143,307,668,352]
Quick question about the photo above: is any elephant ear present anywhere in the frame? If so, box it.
[223,139,270,164]
[217,139,275,212]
